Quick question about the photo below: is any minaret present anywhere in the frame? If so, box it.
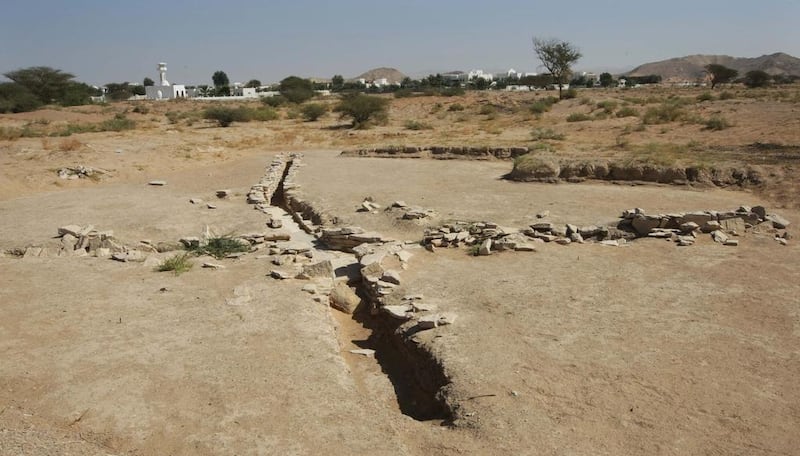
[158,62,170,86]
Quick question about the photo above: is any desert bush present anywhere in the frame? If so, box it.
[131,104,149,114]
[0,82,43,113]
[642,102,687,124]
[696,92,715,102]
[703,115,731,131]
[596,100,618,113]
[204,107,241,127]
[0,127,24,140]
[393,89,414,98]
[300,103,327,121]
[58,138,83,151]
[530,128,565,141]
[279,76,315,103]
[616,106,639,118]
[439,87,465,97]
[248,106,279,121]
[157,253,193,275]
[447,103,465,112]
[99,113,136,132]
[718,91,735,100]
[561,88,578,99]
[334,93,390,128]
[566,112,591,122]
[404,120,433,130]
[478,105,496,115]
[261,95,287,107]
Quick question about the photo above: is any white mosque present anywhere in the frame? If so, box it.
[145,62,187,100]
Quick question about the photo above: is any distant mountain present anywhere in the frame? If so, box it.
[353,67,407,84]
[626,52,800,82]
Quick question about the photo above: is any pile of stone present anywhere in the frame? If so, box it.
[618,205,791,246]
[356,197,381,213]
[18,224,151,261]
[422,221,538,253]
[353,241,455,332]
[57,166,108,180]
[390,201,436,220]
[320,226,393,252]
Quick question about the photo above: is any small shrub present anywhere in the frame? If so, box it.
[404,120,432,130]
[0,127,23,140]
[334,93,390,129]
[596,100,618,113]
[300,103,327,121]
[187,235,250,259]
[566,112,591,122]
[704,115,731,131]
[642,102,686,125]
[718,91,735,100]
[131,104,149,114]
[58,138,83,151]
[157,253,193,275]
[447,103,465,112]
[439,87,465,97]
[261,95,287,107]
[394,89,414,98]
[616,106,639,118]
[430,102,443,113]
[100,113,136,132]
[204,107,239,127]
[530,128,565,141]
[562,88,578,99]
[697,92,715,102]
[249,106,279,121]
[478,105,496,115]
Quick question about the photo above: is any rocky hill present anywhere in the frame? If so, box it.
[354,67,407,84]
[626,52,800,81]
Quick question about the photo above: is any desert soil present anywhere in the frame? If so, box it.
[1,88,798,455]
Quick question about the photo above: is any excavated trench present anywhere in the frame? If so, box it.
[266,156,453,423]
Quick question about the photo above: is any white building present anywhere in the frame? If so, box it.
[145,63,187,100]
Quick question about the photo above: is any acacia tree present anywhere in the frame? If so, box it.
[4,66,76,104]
[532,38,582,98]
[705,64,738,89]
[743,70,770,88]
[245,79,261,88]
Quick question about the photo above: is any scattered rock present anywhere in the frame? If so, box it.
[330,283,361,314]
[206,204,217,209]
[189,198,203,204]
[766,214,791,229]
[382,305,412,320]
[148,180,166,186]
[216,189,231,199]
[711,230,729,244]
[297,260,334,280]
[478,239,492,256]
[723,239,739,246]
[202,262,225,269]
[381,269,402,285]
[349,349,375,357]
[301,284,317,294]
[268,218,283,229]
[270,270,292,280]
[536,210,550,219]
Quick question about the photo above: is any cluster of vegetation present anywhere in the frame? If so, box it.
[404,120,433,130]
[300,103,327,121]
[203,105,279,127]
[0,113,136,139]
[1,66,99,113]
[185,235,250,259]
[641,98,692,124]
[333,93,389,128]
[530,128,565,141]
[529,96,559,115]
[157,253,194,275]
[566,112,591,122]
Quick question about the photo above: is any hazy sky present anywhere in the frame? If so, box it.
[2,0,798,86]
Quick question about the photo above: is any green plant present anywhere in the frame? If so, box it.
[704,115,731,131]
[333,93,390,128]
[186,235,250,259]
[131,104,149,114]
[439,87,465,97]
[566,112,591,122]
[300,103,327,121]
[447,103,465,112]
[530,128,565,141]
[743,70,771,88]
[249,106,279,121]
[279,76,315,103]
[157,253,193,275]
[468,244,481,256]
[394,89,414,98]
[404,120,433,130]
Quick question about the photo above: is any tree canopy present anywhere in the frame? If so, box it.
[245,79,261,88]
[2,66,95,110]
[532,38,582,98]
[279,76,315,103]
[143,77,155,87]
[705,64,738,89]
[334,93,389,129]
[212,71,229,88]
[743,70,771,88]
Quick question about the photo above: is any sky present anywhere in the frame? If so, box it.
[1,0,798,86]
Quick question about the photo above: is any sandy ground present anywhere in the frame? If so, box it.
[1,89,799,455]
